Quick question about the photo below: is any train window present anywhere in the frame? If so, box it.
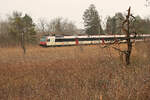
[78,38,100,41]
[47,39,50,42]
[55,38,75,42]
[40,37,46,42]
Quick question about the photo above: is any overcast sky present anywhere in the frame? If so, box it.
[0,0,150,28]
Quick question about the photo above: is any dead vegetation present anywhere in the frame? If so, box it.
[0,43,150,100]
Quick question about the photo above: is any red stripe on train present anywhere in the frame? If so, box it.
[40,41,46,45]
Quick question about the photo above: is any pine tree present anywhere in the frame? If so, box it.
[83,4,103,35]
[106,16,113,34]
[105,12,124,34]
[9,12,36,45]
[23,14,36,44]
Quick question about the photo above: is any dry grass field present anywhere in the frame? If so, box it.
[0,43,150,100]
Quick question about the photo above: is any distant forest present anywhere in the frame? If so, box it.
[0,4,150,46]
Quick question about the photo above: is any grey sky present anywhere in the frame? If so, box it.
[0,0,149,28]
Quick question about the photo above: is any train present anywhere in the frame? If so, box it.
[39,34,150,47]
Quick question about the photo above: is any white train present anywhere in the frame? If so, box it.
[39,34,150,47]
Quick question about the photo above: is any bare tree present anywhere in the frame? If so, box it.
[103,7,136,65]
[47,18,78,35]
[122,7,133,65]
[0,20,10,47]
[145,0,150,7]
[37,18,48,34]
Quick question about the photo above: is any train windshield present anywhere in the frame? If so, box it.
[40,36,46,42]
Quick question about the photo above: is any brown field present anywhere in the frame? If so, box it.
[0,43,150,100]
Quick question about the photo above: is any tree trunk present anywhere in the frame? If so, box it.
[125,7,132,65]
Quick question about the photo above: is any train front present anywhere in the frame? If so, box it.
[40,36,47,46]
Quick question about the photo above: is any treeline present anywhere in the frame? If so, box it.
[0,4,150,46]
[105,13,150,34]
[83,4,150,35]
[0,12,79,47]
[0,12,36,47]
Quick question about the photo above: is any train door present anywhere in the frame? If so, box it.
[50,37,55,46]
[75,38,79,45]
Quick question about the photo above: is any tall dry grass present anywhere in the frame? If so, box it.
[0,43,150,100]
